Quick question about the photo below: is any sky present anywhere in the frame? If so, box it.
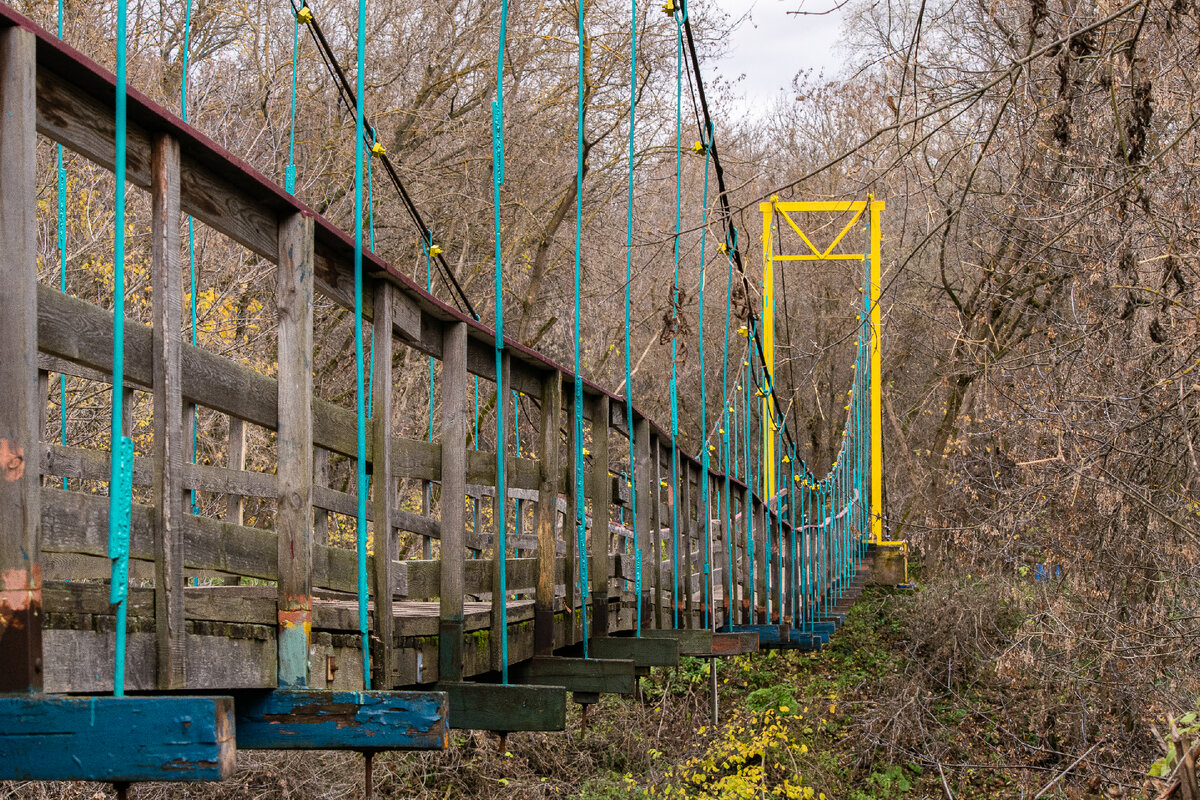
[712,0,850,112]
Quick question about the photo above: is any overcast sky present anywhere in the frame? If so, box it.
[712,0,849,112]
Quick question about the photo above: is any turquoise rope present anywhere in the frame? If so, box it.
[742,337,753,621]
[668,8,682,629]
[720,231,735,626]
[353,0,370,686]
[57,0,67,491]
[624,0,641,637]
[183,0,199,515]
[286,5,299,194]
[426,233,434,445]
[696,130,712,630]
[493,0,511,682]
[108,0,132,697]
[572,0,590,656]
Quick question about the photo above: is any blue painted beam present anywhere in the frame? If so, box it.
[0,695,234,781]
[235,690,448,751]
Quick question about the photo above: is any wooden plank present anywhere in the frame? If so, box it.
[587,635,679,668]
[234,689,448,750]
[41,486,470,598]
[0,26,41,694]
[439,322,467,682]
[0,695,235,781]
[371,282,396,688]
[589,394,611,633]
[511,656,635,696]
[642,628,713,656]
[438,682,566,732]
[709,631,759,656]
[275,212,315,688]
[534,370,561,654]
[150,133,186,689]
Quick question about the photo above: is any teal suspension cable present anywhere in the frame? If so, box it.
[57,0,67,491]
[426,233,434,446]
[720,231,735,627]
[183,0,199,515]
[492,0,511,681]
[286,4,300,194]
[668,6,683,629]
[742,332,753,621]
[108,0,133,697]
[624,0,641,637]
[572,0,590,657]
[353,0,370,686]
[696,127,712,631]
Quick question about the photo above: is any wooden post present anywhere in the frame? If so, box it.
[740,487,752,625]
[439,322,467,683]
[563,389,578,644]
[313,448,329,545]
[534,370,561,655]
[491,352,511,673]
[150,134,186,689]
[0,26,41,694]
[756,499,768,624]
[634,417,652,631]
[589,394,610,636]
[275,211,315,688]
[370,284,396,689]
[226,419,246,525]
[650,436,663,630]
[680,461,693,629]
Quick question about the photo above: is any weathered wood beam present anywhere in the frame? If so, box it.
[589,394,611,634]
[0,25,41,694]
[234,689,448,750]
[439,322,467,683]
[150,133,186,689]
[634,416,652,630]
[511,656,635,696]
[0,696,235,781]
[491,351,511,673]
[587,635,679,668]
[534,370,561,655]
[438,682,566,732]
[371,283,397,688]
[276,211,315,688]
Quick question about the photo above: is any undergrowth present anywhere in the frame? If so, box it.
[2,576,1183,799]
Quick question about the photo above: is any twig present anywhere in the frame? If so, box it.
[937,760,956,799]
[1033,743,1100,799]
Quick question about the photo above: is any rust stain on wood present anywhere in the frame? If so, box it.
[0,438,26,481]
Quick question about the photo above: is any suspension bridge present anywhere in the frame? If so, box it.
[0,0,906,792]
